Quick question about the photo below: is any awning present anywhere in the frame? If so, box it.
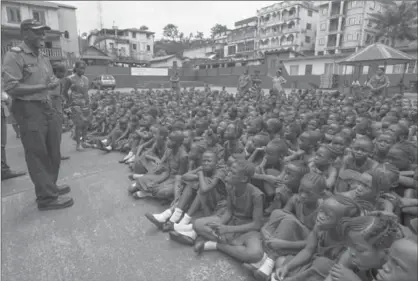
[338,43,416,65]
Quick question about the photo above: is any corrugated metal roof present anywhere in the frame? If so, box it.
[150,54,178,62]
[338,43,416,65]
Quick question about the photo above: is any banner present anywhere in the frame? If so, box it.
[131,67,168,76]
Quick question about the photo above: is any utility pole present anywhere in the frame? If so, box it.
[97,1,103,29]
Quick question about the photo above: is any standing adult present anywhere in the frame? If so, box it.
[61,61,91,151]
[367,67,390,97]
[237,68,252,96]
[2,19,73,210]
[270,68,287,97]
[1,91,26,181]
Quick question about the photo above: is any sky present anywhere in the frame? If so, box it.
[52,1,274,38]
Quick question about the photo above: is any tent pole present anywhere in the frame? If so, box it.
[343,64,347,97]
[350,65,354,97]
[384,61,388,98]
[400,62,407,95]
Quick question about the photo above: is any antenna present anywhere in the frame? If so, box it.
[97,1,103,29]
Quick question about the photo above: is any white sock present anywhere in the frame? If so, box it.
[123,152,133,160]
[154,209,172,222]
[178,213,191,225]
[169,208,184,223]
[105,145,112,150]
[203,241,217,251]
[251,253,267,269]
[258,257,274,276]
[173,223,193,232]
[126,156,135,163]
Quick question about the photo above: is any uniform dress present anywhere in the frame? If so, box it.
[2,42,62,203]
[67,73,90,130]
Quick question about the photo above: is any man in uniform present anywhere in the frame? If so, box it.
[2,19,73,210]
[1,90,26,181]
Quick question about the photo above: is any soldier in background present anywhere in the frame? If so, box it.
[1,90,26,181]
[2,19,73,210]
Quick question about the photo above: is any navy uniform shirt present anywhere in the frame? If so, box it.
[2,42,54,101]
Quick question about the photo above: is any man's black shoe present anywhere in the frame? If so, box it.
[1,170,26,181]
[37,196,74,211]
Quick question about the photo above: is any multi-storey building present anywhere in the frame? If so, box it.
[257,1,318,55]
[314,0,393,56]
[225,16,258,59]
[87,27,155,64]
[1,0,79,66]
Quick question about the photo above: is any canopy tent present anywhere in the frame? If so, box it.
[337,43,416,65]
[337,43,416,96]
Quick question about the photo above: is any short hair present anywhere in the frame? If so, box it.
[234,159,255,181]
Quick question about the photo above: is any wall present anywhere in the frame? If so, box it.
[183,46,213,59]
[150,57,183,68]
[57,5,79,57]
[1,1,59,30]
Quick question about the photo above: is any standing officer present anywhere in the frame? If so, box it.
[2,19,73,211]
[1,90,26,180]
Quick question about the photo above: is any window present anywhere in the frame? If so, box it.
[305,36,311,43]
[349,17,355,25]
[357,16,363,24]
[362,65,369,74]
[319,38,325,45]
[109,42,114,49]
[369,1,376,9]
[33,10,46,25]
[356,33,361,40]
[146,45,151,51]
[305,64,313,75]
[308,10,313,17]
[306,23,312,30]
[6,7,21,23]
[392,64,403,74]
[347,34,353,40]
[290,65,299,75]
[132,32,136,38]
[407,61,416,73]
[318,51,324,56]
[320,23,326,31]
[322,8,327,15]
[64,31,69,39]
[132,43,137,50]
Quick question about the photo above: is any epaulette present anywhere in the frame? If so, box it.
[10,46,22,52]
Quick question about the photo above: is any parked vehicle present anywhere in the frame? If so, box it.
[90,75,116,90]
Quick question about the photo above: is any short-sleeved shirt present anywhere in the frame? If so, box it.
[2,42,54,101]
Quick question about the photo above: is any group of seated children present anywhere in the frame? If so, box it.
[84,86,417,281]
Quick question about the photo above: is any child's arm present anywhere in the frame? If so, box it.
[198,170,221,193]
[115,127,130,143]
[219,194,233,225]
[284,149,305,162]
[281,230,318,273]
[182,167,201,181]
[248,147,265,163]
[399,175,416,189]
[325,166,338,192]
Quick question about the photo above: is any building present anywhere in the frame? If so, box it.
[149,54,183,68]
[314,0,394,56]
[225,16,258,59]
[183,44,216,59]
[257,1,318,56]
[1,0,79,66]
[87,27,155,65]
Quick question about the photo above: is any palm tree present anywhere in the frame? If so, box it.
[372,1,417,47]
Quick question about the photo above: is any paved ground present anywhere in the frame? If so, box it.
[1,125,254,281]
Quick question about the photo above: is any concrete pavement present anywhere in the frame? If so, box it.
[1,125,254,281]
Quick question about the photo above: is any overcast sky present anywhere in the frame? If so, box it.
[52,1,274,38]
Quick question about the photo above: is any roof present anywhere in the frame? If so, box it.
[90,28,155,36]
[150,54,182,63]
[55,2,77,9]
[3,0,58,8]
[234,16,258,27]
[338,43,417,65]
[80,55,113,61]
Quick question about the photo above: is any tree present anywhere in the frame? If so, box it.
[210,24,228,39]
[139,25,149,31]
[163,24,179,41]
[155,49,168,57]
[179,32,184,42]
[195,31,204,40]
[372,1,417,47]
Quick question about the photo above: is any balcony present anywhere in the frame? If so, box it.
[1,46,63,60]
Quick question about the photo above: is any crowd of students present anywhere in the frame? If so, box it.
[62,60,418,281]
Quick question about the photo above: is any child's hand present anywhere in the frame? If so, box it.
[275,265,289,281]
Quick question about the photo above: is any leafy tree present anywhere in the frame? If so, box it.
[210,24,228,39]
[163,24,179,41]
[155,49,168,57]
[179,32,184,42]
[195,31,204,40]
[139,25,149,31]
[372,1,417,47]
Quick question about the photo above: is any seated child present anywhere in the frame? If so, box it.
[373,132,396,164]
[274,195,363,281]
[129,130,188,202]
[309,144,339,192]
[247,173,327,280]
[189,160,265,264]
